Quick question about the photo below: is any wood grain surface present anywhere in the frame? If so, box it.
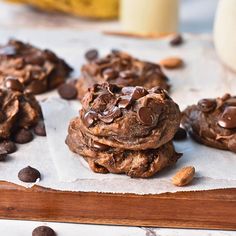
[0,181,235,230]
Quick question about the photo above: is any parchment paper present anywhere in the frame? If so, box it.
[0,30,236,194]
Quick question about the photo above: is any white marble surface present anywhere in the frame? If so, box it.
[1,220,235,236]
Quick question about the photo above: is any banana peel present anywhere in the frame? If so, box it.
[6,0,119,19]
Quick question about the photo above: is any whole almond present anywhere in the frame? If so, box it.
[172,166,195,187]
[159,57,183,69]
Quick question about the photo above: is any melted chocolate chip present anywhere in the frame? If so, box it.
[198,99,216,112]
[118,95,132,108]
[0,140,17,154]
[92,141,109,151]
[32,226,56,236]
[170,34,184,46]
[102,68,118,80]
[34,121,46,136]
[137,107,154,126]
[4,77,24,92]
[218,106,236,129]
[58,83,77,100]
[14,129,33,144]
[85,49,98,61]
[18,166,41,183]
[25,80,47,94]
[131,87,148,100]
[99,106,121,123]
[174,127,187,141]
[83,111,98,127]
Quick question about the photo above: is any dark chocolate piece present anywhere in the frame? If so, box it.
[18,166,41,183]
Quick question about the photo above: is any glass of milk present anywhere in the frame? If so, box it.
[214,0,236,72]
[120,0,179,34]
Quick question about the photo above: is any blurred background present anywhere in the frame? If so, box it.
[0,0,218,33]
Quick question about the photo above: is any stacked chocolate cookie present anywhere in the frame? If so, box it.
[0,39,73,94]
[182,93,236,153]
[76,50,170,100]
[66,83,182,178]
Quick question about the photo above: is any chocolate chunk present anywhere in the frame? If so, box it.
[137,107,154,125]
[174,127,187,141]
[0,140,17,154]
[0,46,16,56]
[34,121,46,136]
[25,80,47,95]
[0,152,7,161]
[58,83,77,100]
[99,106,121,123]
[32,226,56,236]
[83,111,98,127]
[102,68,118,80]
[18,166,41,183]
[92,141,109,151]
[218,106,236,129]
[85,49,98,61]
[4,77,24,92]
[198,99,216,112]
[14,129,33,144]
[131,87,148,100]
[118,95,132,108]
[170,34,184,46]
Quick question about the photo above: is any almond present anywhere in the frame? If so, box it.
[172,166,195,187]
[159,57,183,69]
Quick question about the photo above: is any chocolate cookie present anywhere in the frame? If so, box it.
[182,94,236,152]
[66,120,181,178]
[76,50,170,100]
[79,83,180,150]
[0,81,41,139]
[0,39,73,94]
[66,83,181,178]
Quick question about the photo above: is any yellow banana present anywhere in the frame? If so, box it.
[6,0,119,19]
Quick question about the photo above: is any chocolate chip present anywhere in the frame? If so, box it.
[137,107,154,125]
[198,99,216,112]
[32,226,56,236]
[85,49,98,61]
[218,106,236,129]
[0,152,7,161]
[131,87,148,100]
[4,77,24,92]
[102,68,118,80]
[92,141,109,151]
[118,95,132,108]
[83,111,98,127]
[25,80,47,94]
[58,83,77,100]
[18,166,41,183]
[170,34,184,46]
[34,121,46,136]
[99,106,121,123]
[0,46,16,56]
[0,140,17,154]
[14,129,33,144]
[174,127,187,141]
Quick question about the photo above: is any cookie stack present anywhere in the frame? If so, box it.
[76,50,170,100]
[66,83,182,178]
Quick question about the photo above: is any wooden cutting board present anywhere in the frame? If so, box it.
[0,181,235,230]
